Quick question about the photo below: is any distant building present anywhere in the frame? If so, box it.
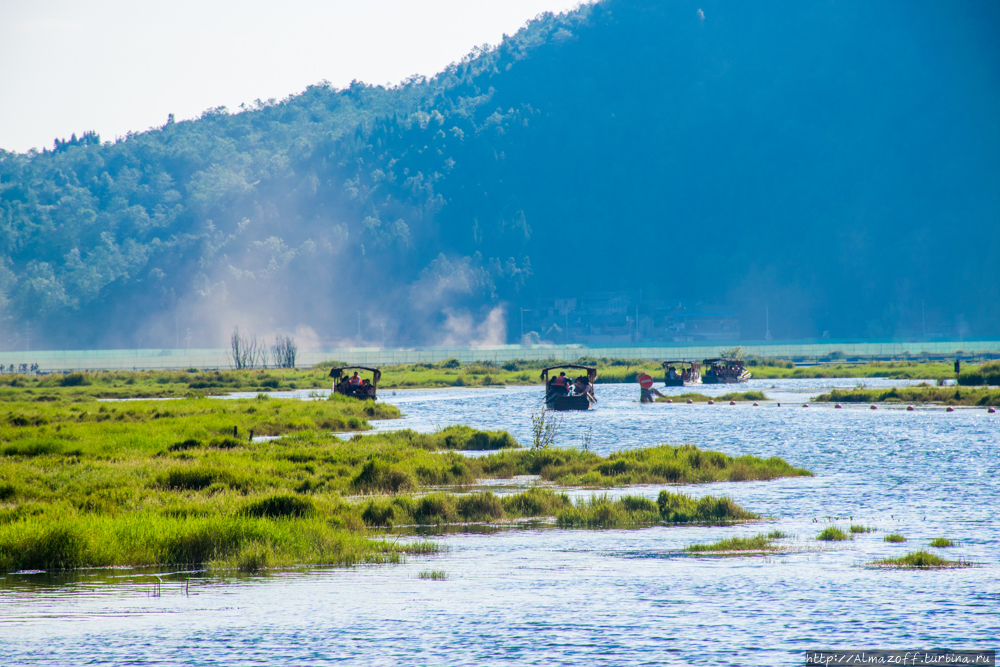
[520,292,740,344]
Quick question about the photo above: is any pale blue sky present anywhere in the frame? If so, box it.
[0,0,584,152]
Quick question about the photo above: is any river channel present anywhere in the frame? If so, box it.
[1,379,998,665]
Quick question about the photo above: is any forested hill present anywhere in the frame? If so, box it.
[2,0,999,350]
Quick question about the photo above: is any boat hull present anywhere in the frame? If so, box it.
[663,377,702,387]
[701,371,751,384]
[545,393,594,411]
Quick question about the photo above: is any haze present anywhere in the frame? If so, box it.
[0,0,584,153]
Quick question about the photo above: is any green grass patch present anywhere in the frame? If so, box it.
[418,570,448,580]
[817,526,850,541]
[686,532,780,553]
[884,533,907,543]
[814,385,1000,407]
[850,524,875,534]
[958,360,1000,386]
[655,391,767,403]
[869,550,973,569]
[0,394,796,572]
[928,537,955,548]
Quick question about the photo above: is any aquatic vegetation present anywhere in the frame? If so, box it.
[419,570,449,580]
[814,386,1000,407]
[766,530,790,539]
[686,533,780,553]
[884,533,907,543]
[556,491,759,528]
[655,391,767,403]
[869,550,973,569]
[506,443,813,487]
[817,527,850,541]
[850,524,875,534]
[928,537,955,548]
[0,396,795,571]
[957,360,1000,387]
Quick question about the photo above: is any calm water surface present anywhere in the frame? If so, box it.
[2,379,998,665]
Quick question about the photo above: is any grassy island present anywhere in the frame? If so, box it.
[814,385,1000,407]
[869,550,973,569]
[0,394,811,572]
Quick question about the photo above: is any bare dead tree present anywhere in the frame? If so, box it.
[229,327,265,370]
[271,335,297,368]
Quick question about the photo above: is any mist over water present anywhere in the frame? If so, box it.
[3,379,997,666]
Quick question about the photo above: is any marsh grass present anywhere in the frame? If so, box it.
[958,360,1000,387]
[556,491,758,528]
[656,391,767,403]
[869,550,973,569]
[814,386,1000,407]
[0,395,798,571]
[686,531,790,553]
[817,527,850,541]
[884,533,906,543]
[928,537,955,548]
[850,524,875,534]
[419,570,448,580]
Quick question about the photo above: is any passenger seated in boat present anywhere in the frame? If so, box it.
[361,379,375,397]
[550,372,570,394]
[668,366,677,380]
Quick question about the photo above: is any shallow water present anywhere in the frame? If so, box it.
[2,379,998,665]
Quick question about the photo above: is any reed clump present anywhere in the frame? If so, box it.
[817,527,850,541]
[556,491,758,528]
[656,391,767,403]
[850,524,875,534]
[884,533,906,543]
[419,570,448,580]
[928,537,955,548]
[687,532,783,553]
[870,550,973,569]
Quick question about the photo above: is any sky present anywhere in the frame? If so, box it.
[0,0,584,153]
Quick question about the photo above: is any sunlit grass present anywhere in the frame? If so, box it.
[817,527,849,541]
[869,550,973,569]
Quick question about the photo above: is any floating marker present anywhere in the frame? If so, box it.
[946,406,955,412]
[752,402,759,406]
[988,408,996,413]
[906,405,915,411]
[667,399,673,403]
[835,404,842,409]
[708,399,715,405]
[870,405,878,410]
[687,399,693,404]
[729,400,736,406]
[777,402,781,407]
[803,403,809,408]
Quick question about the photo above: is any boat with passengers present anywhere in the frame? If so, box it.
[701,358,751,384]
[661,360,701,387]
[541,364,597,411]
[329,365,381,399]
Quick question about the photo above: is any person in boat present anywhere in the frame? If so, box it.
[681,367,690,382]
[667,366,678,380]
[550,371,570,395]
[361,378,375,397]
[349,371,362,387]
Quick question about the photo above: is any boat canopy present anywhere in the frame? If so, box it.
[328,366,382,384]
[539,364,597,383]
[661,360,699,367]
[702,358,744,365]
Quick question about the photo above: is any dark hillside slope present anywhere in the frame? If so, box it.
[1,0,998,349]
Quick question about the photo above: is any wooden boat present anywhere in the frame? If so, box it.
[329,365,381,400]
[661,360,701,387]
[540,364,597,411]
[701,358,751,384]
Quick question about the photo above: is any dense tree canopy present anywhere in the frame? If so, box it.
[2,0,998,349]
